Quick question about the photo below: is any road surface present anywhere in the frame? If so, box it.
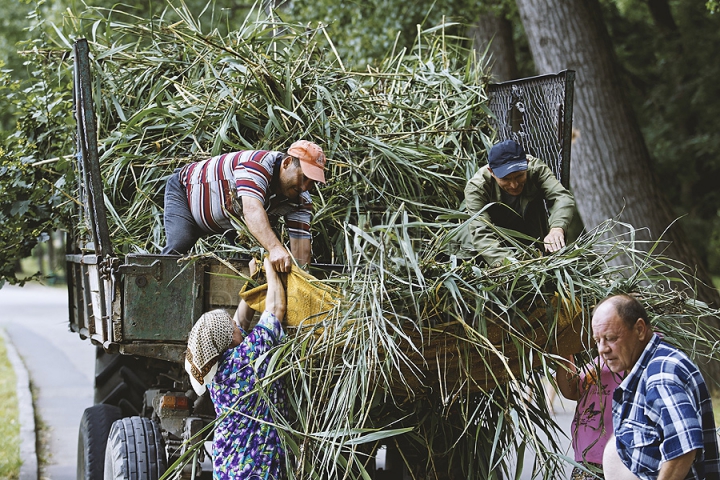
[0,282,94,480]
[518,392,576,480]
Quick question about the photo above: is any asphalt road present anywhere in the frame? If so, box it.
[518,392,576,480]
[0,282,94,480]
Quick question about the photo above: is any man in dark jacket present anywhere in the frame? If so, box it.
[463,139,575,266]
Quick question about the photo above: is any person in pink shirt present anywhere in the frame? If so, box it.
[556,355,623,480]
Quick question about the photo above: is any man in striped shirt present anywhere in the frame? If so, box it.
[161,140,327,274]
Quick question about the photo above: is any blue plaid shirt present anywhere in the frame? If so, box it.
[613,334,720,480]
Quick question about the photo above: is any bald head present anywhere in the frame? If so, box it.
[595,294,651,329]
[592,294,653,373]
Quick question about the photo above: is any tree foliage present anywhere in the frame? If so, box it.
[601,0,720,274]
[281,0,476,68]
[0,39,74,285]
[281,0,537,74]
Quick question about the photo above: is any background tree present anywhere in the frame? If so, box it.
[468,3,519,81]
[602,0,720,280]
[282,0,476,67]
[515,0,720,309]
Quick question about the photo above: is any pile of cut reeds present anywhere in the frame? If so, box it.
[35,4,720,479]
[55,5,492,261]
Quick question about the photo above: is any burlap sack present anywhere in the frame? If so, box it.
[240,265,340,327]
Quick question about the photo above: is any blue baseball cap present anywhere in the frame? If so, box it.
[488,139,528,178]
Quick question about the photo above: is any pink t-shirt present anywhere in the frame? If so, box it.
[571,358,623,464]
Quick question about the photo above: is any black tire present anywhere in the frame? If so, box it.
[94,347,176,417]
[77,404,123,480]
[94,348,149,417]
[104,417,166,480]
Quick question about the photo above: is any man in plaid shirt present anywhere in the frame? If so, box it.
[592,294,720,480]
[161,140,327,273]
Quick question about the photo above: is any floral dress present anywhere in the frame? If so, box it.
[208,311,287,479]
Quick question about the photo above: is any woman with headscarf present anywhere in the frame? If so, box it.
[185,257,287,479]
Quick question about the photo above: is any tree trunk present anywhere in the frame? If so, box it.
[514,0,719,307]
[647,0,678,35]
[468,11,519,81]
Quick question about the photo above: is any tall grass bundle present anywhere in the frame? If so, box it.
[27,3,720,478]
[53,4,492,260]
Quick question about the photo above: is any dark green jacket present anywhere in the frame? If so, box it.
[463,156,575,267]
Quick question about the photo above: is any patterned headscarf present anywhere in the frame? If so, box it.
[185,309,235,396]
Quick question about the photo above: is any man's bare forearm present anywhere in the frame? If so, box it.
[657,450,697,480]
[242,197,292,271]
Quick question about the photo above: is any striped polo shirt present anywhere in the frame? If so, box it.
[178,150,312,240]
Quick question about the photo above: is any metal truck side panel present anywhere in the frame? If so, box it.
[121,255,203,342]
[120,255,251,344]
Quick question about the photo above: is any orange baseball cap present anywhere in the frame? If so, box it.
[288,140,327,184]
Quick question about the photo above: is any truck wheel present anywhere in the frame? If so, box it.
[94,347,178,417]
[77,404,123,480]
[94,347,149,417]
[104,417,166,480]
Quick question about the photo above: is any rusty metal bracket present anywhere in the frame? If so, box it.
[118,260,164,284]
